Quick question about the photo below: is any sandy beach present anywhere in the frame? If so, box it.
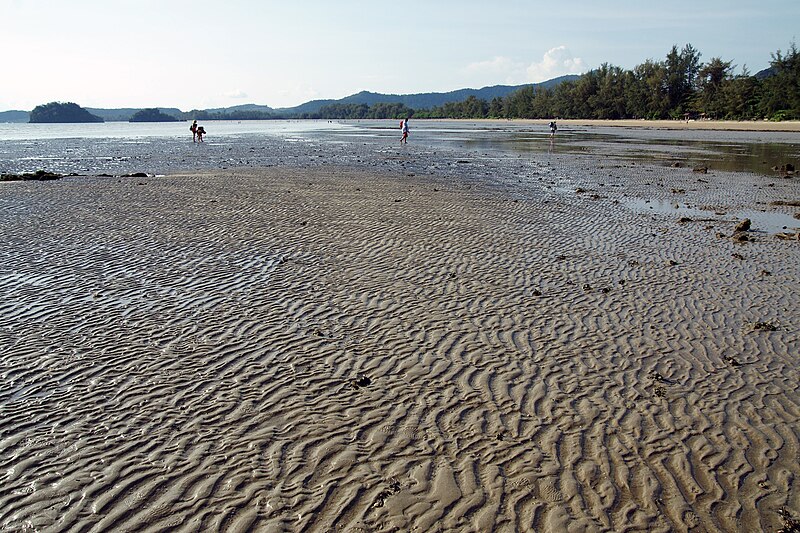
[1,135,799,531]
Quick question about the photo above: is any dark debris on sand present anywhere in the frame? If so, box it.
[1,170,63,181]
[778,507,800,533]
[352,374,371,388]
[371,478,402,509]
[751,321,779,332]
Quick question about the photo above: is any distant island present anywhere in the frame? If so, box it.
[29,102,103,123]
[129,108,180,122]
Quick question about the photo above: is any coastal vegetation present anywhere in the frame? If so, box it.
[295,42,799,121]
[29,102,103,123]
[411,43,800,121]
[302,102,414,120]
[15,43,799,123]
[129,108,180,122]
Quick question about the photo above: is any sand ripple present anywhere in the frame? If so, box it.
[0,166,798,531]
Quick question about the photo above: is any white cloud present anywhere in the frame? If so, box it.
[465,56,523,83]
[275,85,320,106]
[225,89,249,99]
[525,46,587,82]
[463,47,587,87]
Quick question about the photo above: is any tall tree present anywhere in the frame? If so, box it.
[695,57,733,118]
[759,42,800,119]
[664,44,702,117]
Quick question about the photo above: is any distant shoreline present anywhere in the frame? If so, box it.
[441,118,800,132]
[4,116,800,132]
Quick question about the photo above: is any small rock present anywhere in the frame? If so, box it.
[651,372,667,383]
[1,170,63,181]
[752,321,778,332]
[353,374,371,388]
[678,217,693,223]
[692,166,708,174]
[732,253,745,260]
[734,218,751,232]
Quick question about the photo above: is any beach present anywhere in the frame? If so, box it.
[1,129,799,531]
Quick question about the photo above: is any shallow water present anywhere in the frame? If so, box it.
[623,198,800,233]
[0,120,798,177]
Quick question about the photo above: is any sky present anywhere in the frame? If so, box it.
[1,0,798,111]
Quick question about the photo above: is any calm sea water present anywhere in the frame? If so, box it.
[1,119,798,176]
[0,120,344,141]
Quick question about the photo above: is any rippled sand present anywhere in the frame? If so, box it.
[1,160,798,531]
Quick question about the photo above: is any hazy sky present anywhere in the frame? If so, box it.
[1,0,797,111]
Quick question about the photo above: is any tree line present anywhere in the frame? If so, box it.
[29,43,798,123]
[305,42,797,122]
[256,42,799,121]
[413,43,799,121]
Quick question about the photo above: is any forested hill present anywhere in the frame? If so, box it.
[3,75,579,121]
[280,76,579,115]
[87,107,183,122]
[29,102,103,123]
[0,110,29,123]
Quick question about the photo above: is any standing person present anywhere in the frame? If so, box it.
[196,125,206,143]
[549,120,557,138]
[190,120,198,142]
[400,118,409,144]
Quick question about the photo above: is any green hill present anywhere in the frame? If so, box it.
[88,107,184,122]
[129,108,180,122]
[29,102,103,123]
[279,76,579,115]
[8,75,581,122]
[0,110,29,123]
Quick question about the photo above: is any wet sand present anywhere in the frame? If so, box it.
[1,144,799,531]
[468,118,800,132]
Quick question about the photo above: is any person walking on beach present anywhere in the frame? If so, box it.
[190,120,198,142]
[196,125,206,143]
[549,120,557,138]
[400,118,410,144]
